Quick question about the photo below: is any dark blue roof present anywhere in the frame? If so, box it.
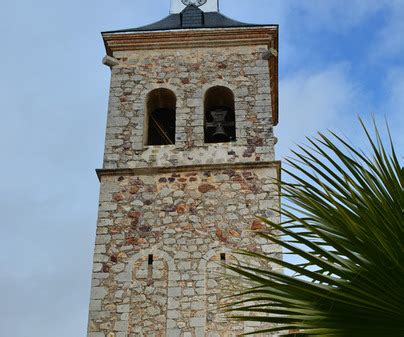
[103,5,269,34]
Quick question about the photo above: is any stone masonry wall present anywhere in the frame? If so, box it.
[103,45,274,169]
[88,166,281,337]
[87,41,281,337]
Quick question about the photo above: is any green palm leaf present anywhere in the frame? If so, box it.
[225,120,404,336]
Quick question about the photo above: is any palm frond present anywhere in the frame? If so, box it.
[225,120,404,336]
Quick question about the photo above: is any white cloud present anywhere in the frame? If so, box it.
[276,64,364,159]
[276,62,403,161]
[222,0,386,29]
[372,0,404,60]
[285,0,386,31]
[383,67,404,152]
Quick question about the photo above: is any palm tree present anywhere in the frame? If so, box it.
[225,120,404,336]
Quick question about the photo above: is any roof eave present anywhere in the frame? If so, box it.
[101,24,278,36]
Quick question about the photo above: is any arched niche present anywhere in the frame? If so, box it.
[205,252,244,336]
[146,88,176,146]
[204,86,236,144]
[129,253,169,336]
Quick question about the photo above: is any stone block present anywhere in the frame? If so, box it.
[168,287,182,297]
[93,263,103,272]
[109,117,129,127]
[88,333,105,337]
[183,288,195,296]
[113,321,127,332]
[117,304,129,313]
[89,300,102,311]
[191,301,205,310]
[190,317,205,327]
[91,287,107,300]
[195,328,205,337]
[166,319,177,329]
[103,55,120,67]
[186,98,201,107]
[99,202,117,212]
[167,310,180,319]
[167,329,181,337]
[168,298,180,309]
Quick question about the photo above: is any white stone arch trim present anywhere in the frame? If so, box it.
[127,247,176,273]
[201,80,237,95]
[141,83,184,111]
[200,81,237,120]
[199,245,243,272]
[142,83,183,101]
[115,245,176,285]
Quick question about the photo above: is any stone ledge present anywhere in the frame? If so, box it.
[96,160,281,182]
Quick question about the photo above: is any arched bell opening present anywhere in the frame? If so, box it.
[146,88,176,146]
[204,86,236,144]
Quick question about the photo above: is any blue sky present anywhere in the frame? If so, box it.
[0,1,402,336]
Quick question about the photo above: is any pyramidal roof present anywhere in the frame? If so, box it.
[103,5,272,34]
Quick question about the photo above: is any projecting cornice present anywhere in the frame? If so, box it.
[102,26,277,52]
[96,161,281,182]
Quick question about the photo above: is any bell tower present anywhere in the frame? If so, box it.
[87,1,280,336]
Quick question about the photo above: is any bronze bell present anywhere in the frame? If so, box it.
[209,109,230,142]
[212,125,228,142]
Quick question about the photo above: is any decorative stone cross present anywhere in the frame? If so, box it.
[182,0,207,6]
[170,0,219,13]
[205,108,235,141]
